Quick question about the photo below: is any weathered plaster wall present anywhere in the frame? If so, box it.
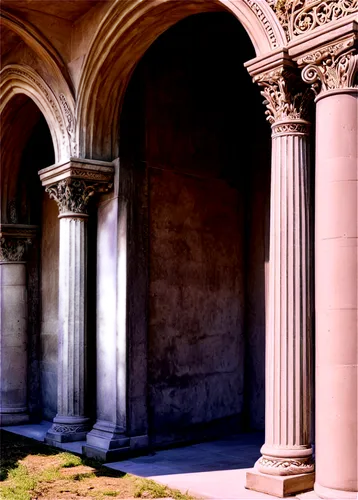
[40,194,59,420]
[126,12,270,442]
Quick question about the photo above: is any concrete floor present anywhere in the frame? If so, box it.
[1,422,317,500]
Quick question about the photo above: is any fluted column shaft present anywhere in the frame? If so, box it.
[47,213,90,442]
[245,66,315,497]
[39,158,114,444]
[258,119,313,474]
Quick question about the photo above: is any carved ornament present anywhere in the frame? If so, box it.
[299,36,358,94]
[257,455,314,476]
[59,93,77,157]
[0,224,37,262]
[246,0,279,48]
[253,67,313,126]
[39,159,114,216]
[267,0,358,41]
[46,178,111,215]
[52,423,90,434]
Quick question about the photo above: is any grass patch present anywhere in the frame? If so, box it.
[0,430,196,499]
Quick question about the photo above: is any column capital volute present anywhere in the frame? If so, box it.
[39,157,114,217]
[292,21,358,100]
[0,224,38,263]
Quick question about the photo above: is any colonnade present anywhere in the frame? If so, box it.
[0,22,356,500]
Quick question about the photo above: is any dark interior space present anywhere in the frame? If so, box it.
[120,11,271,446]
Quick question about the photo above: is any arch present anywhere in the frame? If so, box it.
[77,0,286,160]
[1,65,74,162]
[0,9,73,94]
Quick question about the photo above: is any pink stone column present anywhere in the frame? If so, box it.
[246,67,315,497]
[299,37,358,498]
[258,118,313,475]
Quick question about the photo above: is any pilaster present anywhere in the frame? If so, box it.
[0,224,37,425]
[39,158,114,443]
[245,57,315,497]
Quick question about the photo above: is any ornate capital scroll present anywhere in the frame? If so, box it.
[298,35,358,95]
[0,224,37,262]
[266,0,358,41]
[253,67,313,132]
[39,158,114,216]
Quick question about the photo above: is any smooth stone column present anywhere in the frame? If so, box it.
[0,225,36,425]
[39,158,114,444]
[299,36,358,498]
[246,66,314,497]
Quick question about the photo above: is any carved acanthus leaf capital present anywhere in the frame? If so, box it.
[45,178,111,215]
[253,68,313,125]
[39,158,114,216]
[299,36,358,94]
[0,224,37,262]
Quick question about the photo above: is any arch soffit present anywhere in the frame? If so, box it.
[0,10,73,95]
[1,64,73,163]
[77,0,286,159]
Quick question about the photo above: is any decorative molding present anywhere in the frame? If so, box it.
[45,178,111,215]
[266,0,358,41]
[271,120,310,135]
[246,0,279,48]
[59,93,77,157]
[52,424,90,434]
[1,64,70,159]
[257,455,315,476]
[0,224,37,262]
[299,36,358,94]
[253,67,313,125]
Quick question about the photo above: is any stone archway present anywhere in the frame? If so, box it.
[76,0,286,160]
[0,94,57,425]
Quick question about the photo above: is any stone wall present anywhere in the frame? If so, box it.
[121,12,271,442]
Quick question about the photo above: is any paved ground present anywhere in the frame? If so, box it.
[2,422,318,499]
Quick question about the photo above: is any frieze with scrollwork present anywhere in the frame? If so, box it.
[266,0,358,41]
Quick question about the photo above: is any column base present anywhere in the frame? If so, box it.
[83,420,148,462]
[246,470,315,498]
[314,482,358,499]
[45,416,91,444]
[0,410,29,426]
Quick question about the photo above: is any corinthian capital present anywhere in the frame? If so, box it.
[299,35,358,95]
[253,67,313,125]
[0,224,37,262]
[39,158,114,216]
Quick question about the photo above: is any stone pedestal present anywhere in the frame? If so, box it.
[245,64,314,497]
[299,35,358,499]
[39,158,114,444]
[0,225,37,425]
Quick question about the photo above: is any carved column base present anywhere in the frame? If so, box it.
[256,455,314,476]
[314,482,358,499]
[45,415,91,444]
[83,420,148,462]
[246,470,315,498]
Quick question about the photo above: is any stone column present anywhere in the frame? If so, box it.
[0,224,37,425]
[299,34,358,499]
[245,65,315,497]
[39,158,113,444]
